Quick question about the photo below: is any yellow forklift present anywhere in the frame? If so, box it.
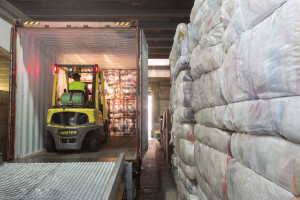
[45,64,108,152]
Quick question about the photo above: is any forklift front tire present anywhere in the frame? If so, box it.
[89,131,100,152]
[45,132,56,152]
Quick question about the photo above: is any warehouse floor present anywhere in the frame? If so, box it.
[137,139,162,200]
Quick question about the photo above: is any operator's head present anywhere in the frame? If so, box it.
[73,73,81,81]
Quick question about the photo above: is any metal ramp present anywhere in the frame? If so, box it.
[0,153,126,200]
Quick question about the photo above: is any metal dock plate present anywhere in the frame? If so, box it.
[0,161,119,199]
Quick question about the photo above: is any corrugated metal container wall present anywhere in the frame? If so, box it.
[15,29,57,158]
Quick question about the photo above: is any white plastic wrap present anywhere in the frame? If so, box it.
[220,0,238,26]
[178,180,200,200]
[176,70,193,87]
[188,23,198,53]
[169,23,189,70]
[179,158,197,180]
[179,138,196,166]
[178,123,196,142]
[195,169,221,200]
[175,82,193,107]
[191,0,221,43]
[195,105,227,130]
[227,159,294,200]
[197,185,208,200]
[172,154,179,168]
[195,141,229,200]
[194,124,231,154]
[223,96,300,143]
[231,133,300,194]
[192,69,226,111]
[190,43,224,80]
[171,55,190,80]
[190,0,205,23]
[174,107,195,123]
[223,0,287,49]
[198,23,225,50]
[221,0,300,103]
[172,165,179,184]
[178,167,198,195]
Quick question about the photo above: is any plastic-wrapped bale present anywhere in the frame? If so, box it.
[227,159,294,200]
[220,0,238,27]
[195,168,220,200]
[195,141,230,200]
[197,185,208,200]
[195,105,227,130]
[223,0,287,49]
[192,69,227,111]
[190,43,224,80]
[174,107,195,123]
[178,123,196,142]
[198,22,225,50]
[178,167,198,195]
[169,23,189,71]
[175,70,193,88]
[223,96,300,143]
[179,139,196,166]
[176,82,193,107]
[171,55,190,80]
[190,0,205,23]
[191,0,221,44]
[221,0,300,103]
[231,133,300,195]
[194,124,231,154]
[170,84,177,114]
[179,158,197,180]
[177,180,199,200]
[172,154,179,183]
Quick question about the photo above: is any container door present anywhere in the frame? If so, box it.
[139,30,148,157]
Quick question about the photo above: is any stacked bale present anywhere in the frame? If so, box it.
[189,0,234,199]
[221,0,299,198]
[169,23,198,199]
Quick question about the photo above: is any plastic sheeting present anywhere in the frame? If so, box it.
[190,43,224,80]
[174,107,195,124]
[179,139,196,166]
[179,158,197,180]
[226,159,294,200]
[178,167,198,195]
[198,23,225,50]
[231,133,300,194]
[192,69,226,111]
[175,82,193,107]
[223,96,300,143]
[223,0,287,49]
[176,70,193,87]
[170,24,189,70]
[195,141,229,200]
[194,124,231,154]
[195,105,227,130]
[178,123,196,142]
[191,0,221,43]
[220,0,238,26]
[190,0,205,23]
[171,55,190,80]
[177,180,199,200]
[221,0,300,103]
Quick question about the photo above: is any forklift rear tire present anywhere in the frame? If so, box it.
[89,131,100,152]
[45,132,56,152]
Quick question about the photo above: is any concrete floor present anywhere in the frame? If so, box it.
[137,139,162,200]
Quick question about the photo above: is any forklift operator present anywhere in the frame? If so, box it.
[68,73,89,101]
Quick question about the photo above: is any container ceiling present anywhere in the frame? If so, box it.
[22,28,137,69]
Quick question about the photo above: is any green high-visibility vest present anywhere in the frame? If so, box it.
[69,81,86,93]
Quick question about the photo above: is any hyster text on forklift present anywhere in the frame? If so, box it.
[3,20,149,200]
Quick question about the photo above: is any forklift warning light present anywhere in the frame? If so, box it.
[53,65,58,73]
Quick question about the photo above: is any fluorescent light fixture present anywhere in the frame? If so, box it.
[148,59,169,66]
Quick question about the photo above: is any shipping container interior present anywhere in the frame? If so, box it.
[14,27,138,159]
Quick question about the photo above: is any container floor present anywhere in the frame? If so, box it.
[14,136,137,163]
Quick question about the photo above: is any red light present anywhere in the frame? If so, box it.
[95,65,98,73]
[53,65,58,73]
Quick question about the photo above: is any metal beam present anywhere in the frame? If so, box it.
[139,23,178,31]
[0,0,30,23]
[146,34,173,41]
[148,65,170,70]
